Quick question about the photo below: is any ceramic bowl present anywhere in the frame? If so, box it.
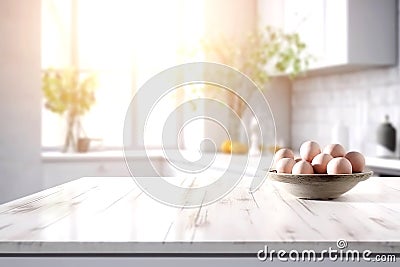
[268,170,373,200]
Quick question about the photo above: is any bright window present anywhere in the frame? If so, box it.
[41,0,204,149]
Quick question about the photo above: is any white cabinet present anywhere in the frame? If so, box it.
[258,0,397,73]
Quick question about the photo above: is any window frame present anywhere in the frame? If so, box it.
[41,0,137,151]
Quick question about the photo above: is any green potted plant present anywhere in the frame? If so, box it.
[201,26,312,143]
[202,26,311,117]
[42,68,98,152]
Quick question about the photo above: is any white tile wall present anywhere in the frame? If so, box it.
[291,67,400,156]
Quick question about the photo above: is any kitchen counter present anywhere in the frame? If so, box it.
[42,151,400,171]
[41,150,272,189]
[0,175,399,255]
[365,157,400,176]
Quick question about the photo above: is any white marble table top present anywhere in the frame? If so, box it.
[0,176,399,254]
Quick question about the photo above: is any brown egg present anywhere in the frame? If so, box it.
[292,160,314,174]
[294,157,302,163]
[327,157,352,174]
[299,141,321,162]
[276,158,296,174]
[311,153,333,174]
[345,151,365,173]
[323,144,346,158]
[274,148,294,166]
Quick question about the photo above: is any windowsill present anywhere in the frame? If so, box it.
[41,149,165,163]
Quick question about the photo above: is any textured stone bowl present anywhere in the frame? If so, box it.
[268,170,373,200]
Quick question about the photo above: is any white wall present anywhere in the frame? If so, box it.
[204,0,257,42]
[264,78,292,148]
[0,0,43,203]
[240,77,292,149]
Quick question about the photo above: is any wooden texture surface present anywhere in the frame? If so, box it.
[0,176,399,254]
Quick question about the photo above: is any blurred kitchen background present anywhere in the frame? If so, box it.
[0,0,399,203]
